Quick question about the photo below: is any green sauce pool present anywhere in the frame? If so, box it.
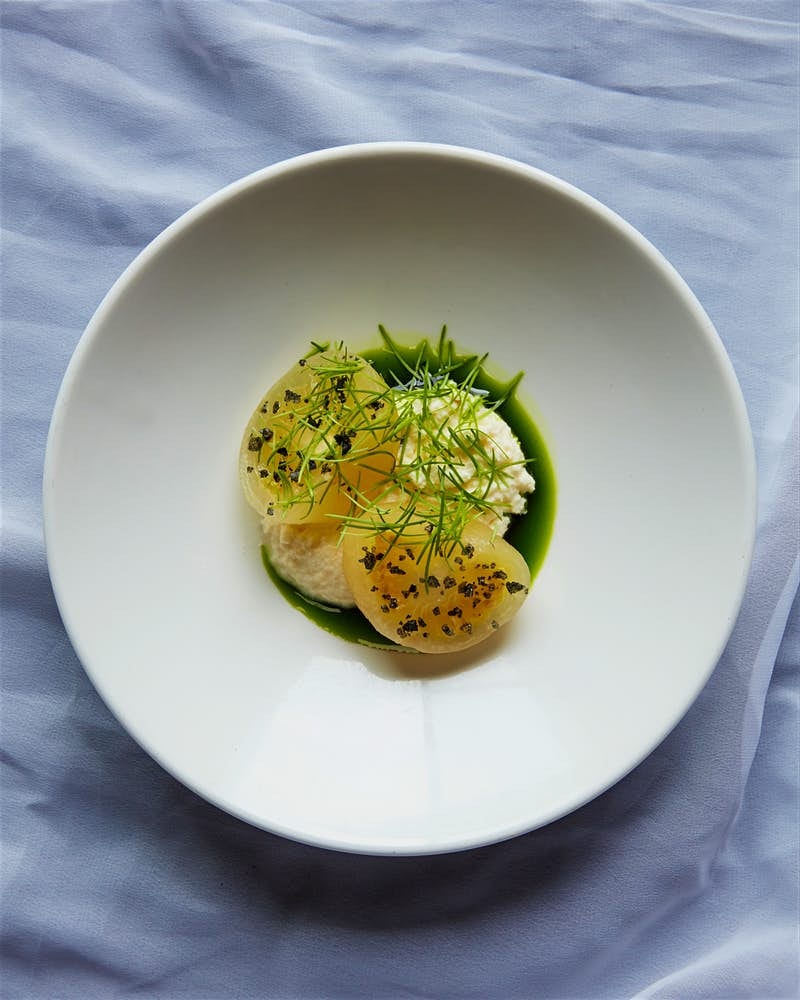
[260,334,557,651]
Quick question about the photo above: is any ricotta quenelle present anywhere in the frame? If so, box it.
[260,521,354,607]
[392,380,535,534]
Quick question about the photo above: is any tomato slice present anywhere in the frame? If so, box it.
[342,518,530,653]
[239,348,398,523]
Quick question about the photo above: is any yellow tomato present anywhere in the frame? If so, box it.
[342,517,530,653]
[239,348,398,523]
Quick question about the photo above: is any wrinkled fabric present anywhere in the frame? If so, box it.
[1,2,798,998]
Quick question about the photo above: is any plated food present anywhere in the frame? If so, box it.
[239,327,552,653]
[45,143,756,852]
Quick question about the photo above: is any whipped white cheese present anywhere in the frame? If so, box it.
[261,520,355,608]
[393,382,535,533]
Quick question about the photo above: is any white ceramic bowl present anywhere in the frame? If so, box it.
[44,143,755,854]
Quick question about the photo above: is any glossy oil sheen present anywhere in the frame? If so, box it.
[261,335,557,650]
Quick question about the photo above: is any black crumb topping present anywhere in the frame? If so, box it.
[333,432,352,455]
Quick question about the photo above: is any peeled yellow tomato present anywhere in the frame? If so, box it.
[239,348,397,522]
[342,519,531,653]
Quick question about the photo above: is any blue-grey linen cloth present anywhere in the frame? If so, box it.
[2,3,798,998]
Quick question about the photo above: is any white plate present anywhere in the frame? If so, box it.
[43,143,756,854]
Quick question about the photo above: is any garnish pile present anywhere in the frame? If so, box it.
[240,327,535,653]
